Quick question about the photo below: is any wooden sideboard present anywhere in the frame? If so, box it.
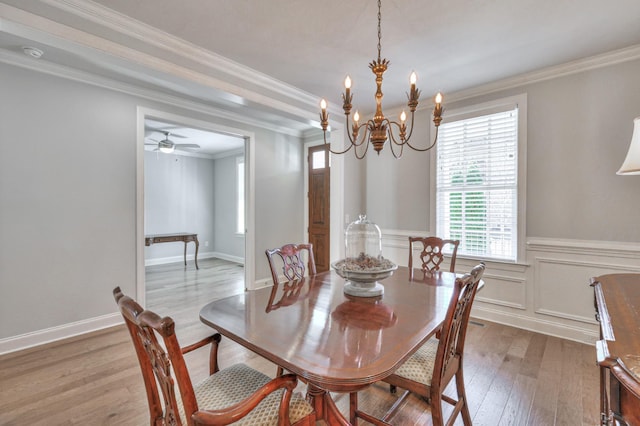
[591,274,640,425]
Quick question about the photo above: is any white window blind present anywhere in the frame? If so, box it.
[436,107,518,261]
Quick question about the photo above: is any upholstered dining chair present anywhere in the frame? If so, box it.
[350,263,485,426]
[265,243,316,285]
[265,243,316,378]
[113,287,315,426]
[408,236,460,273]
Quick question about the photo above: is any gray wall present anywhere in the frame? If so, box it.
[0,61,304,340]
[254,130,305,277]
[213,154,245,259]
[365,57,640,242]
[144,151,216,260]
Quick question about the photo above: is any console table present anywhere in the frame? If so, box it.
[591,273,640,425]
[145,232,199,269]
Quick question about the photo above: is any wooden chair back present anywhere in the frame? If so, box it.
[114,287,314,426]
[114,287,201,425]
[350,263,485,426]
[408,236,460,273]
[432,263,485,392]
[265,243,316,285]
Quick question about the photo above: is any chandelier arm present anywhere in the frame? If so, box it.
[388,137,404,159]
[346,117,373,148]
[353,123,373,158]
[384,120,406,147]
[404,126,440,152]
[385,111,417,145]
[324,121,373,156]
[355,139,370,159]
[404,110,417,141]
[327,142,354,156]
[323,128,355,155]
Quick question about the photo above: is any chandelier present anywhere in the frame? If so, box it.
[319,0,444,159]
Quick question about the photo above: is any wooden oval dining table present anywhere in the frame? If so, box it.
[199,266,468,425]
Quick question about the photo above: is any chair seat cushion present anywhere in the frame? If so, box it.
[393,337,439,386]
[179,363,313,425]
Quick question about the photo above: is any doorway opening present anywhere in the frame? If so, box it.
[136,107,255,305]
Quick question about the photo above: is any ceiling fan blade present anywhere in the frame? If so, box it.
[175,144,200,148]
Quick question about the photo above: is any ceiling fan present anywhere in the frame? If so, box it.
[145,131,200,153]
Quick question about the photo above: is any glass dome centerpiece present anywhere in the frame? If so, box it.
[332,215,397,297]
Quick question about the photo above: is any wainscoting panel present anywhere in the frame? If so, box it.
[474,273,526,310]
[533,257,635,324]
[380,231,640,344]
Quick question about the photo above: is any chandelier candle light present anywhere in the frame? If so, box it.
[319,0,444,159]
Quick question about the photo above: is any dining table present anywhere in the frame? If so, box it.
[199,266,465,425]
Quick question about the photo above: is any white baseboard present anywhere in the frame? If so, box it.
[253,277,273,290]
[0,312,123,355]
[472,304,599,345]
[211,252,245,264]
[144,251,245,266]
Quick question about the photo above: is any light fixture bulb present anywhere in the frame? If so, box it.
[320,99,327,110]
[410,72,417,85]
[400,111,407,122]
[354,111,360,123]
[345,75,352,89]
[435,93,443,104]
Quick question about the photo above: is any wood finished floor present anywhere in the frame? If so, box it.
[0,258,600,425]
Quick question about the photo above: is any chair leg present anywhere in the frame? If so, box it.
[349,392,358,425]
[455,370,472,426]
[430,391,444,426]
[389,384,397,394]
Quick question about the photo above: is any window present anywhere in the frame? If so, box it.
[312,149,326,169]
[433,95,526,262]
[236,157,245,234]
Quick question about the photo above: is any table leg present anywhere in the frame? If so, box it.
[306,383,350,425]
[194,238,199,270]
[183,242,188,267]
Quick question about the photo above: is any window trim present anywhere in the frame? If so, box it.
[430,93,527,263]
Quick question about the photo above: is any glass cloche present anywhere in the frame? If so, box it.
[345,214,382,261]
[332,215,397,297]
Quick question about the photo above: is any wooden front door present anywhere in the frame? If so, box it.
[308,145,330,272]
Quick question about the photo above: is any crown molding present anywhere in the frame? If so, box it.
[415,44,640,110]
[0,2,318,128]
[39,0,319,107]
[0,49,302,137]
[7,1,640,118]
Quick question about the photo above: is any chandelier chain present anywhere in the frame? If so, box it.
[377,0,382,61]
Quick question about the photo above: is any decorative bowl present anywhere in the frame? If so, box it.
[332,258,398,297]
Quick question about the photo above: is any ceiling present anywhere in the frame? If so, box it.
[1,0,640,137]
[144,118,245,157]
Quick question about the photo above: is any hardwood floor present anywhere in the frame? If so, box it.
[0,258,600,425]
